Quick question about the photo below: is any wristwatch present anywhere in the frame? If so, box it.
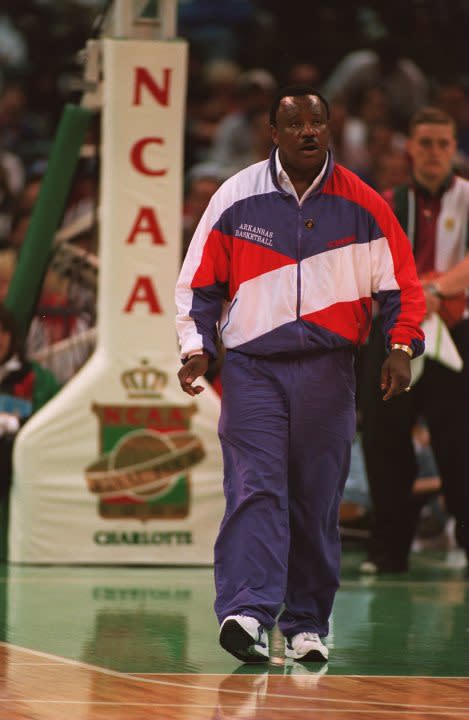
[391,343,413,358]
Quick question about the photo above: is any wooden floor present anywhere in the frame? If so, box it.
[1,643,468,719]
[0,552,468,719]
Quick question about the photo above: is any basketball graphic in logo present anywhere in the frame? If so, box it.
[85,361,206,520]
[86,428,205,496]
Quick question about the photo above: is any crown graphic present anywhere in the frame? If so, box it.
[121,359,168,399]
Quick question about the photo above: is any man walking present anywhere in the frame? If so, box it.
[176,85,425,663]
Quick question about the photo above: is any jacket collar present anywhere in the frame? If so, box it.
[269,147,335,196]
[411,172,454,199]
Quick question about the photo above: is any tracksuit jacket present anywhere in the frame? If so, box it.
[176,150,425,362]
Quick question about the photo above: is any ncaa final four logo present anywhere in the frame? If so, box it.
[85,360,205,520]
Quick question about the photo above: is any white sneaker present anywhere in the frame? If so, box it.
[284,632,329,662]
[219,615,269,663]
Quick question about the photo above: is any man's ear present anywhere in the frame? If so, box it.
[271,125,279,146]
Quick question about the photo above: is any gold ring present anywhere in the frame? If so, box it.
[404,386,411,392]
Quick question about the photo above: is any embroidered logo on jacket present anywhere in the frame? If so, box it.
[326,235,356,250]
[235,223,273,247]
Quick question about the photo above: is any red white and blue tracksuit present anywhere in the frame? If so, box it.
[176,149,425,637]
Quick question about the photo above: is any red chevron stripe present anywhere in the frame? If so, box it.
[229,236,296,296]
[324,165,425,346]
[191,229,231,289]
[302,298,372,343]
[191,230,296,298]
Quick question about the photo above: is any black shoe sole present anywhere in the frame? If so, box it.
[219,619,268,664]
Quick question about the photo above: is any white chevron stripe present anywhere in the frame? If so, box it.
[176,160,275,357]
[300,237,398,315]
[208,158,275,221]
[300,243,370,315]
[220,237,400,347]
[220,264,297,347]
[370,235,400,294]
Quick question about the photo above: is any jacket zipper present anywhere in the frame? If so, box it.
[220,297,238,337]
[296,207,302,319]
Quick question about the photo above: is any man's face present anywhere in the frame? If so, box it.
[407,123,456,186]
[271,95,330,176]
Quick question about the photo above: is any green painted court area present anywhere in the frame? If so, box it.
[0,549,467,678]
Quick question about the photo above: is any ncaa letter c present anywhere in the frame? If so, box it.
[130,137,167,176]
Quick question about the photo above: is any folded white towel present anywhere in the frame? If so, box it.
[412,313,463,385]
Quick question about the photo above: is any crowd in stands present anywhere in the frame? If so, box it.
[0,0,468,568]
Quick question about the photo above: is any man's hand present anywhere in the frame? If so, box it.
[380,349,412,401]
[177,352,210,396]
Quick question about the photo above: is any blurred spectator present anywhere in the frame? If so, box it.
[61,157,98,231]
[359,107,469,574]
[202,59,241,118]
[353,85,391,126]
[219,107,274,177]
[177,0,258,64]
[26,263,93,384]
[0,303,60,501]
[433,79,469,175]
[281,60,321,88]
[373,150,411,193]
[247,107,274,160]
[0,164,15,247]
[185,81,232,169]
[21,157,99,382]
[257,1,359,81]
[332,86,406,175]
[0,248,15,303]
[0,81,39,160]
[0,13,27,73]
[8,207,31,251]
[322,36,429,131]
[184,58,242,170]
[16,173,42,213]
[0,147,24,196]
[358,124,408,189]
[182,163,225,260]
[0,143,98,385]
[209,68,276,174]
[328,97,350,166]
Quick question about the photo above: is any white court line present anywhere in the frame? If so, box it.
[0,575,463,589]
[0,701,467,715]
[3,644,468,681]
[1,642,468,713]
[0,576,210,585]
[7,662,68,666]
[129,672,469,680]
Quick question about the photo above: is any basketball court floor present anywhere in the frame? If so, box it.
[0,549,467,719]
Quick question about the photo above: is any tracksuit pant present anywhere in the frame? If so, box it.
[214,348,356,638]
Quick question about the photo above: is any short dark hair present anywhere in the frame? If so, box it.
[408,106,456,137]
[269,84,330,126]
